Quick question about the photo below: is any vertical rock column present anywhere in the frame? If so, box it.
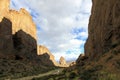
[0,18,13,57]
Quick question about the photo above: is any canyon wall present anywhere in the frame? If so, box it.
[38,45,58,66]
[85,0,120,59]
[0,0,58,67]
[0,0,36,39]
[0,0,37,60]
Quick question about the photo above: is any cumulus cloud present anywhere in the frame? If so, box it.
[10,0,92,61]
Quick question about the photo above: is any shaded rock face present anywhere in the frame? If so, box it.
[38,45,58,66]
[0,0,37,60]
[13,30,37,60]
[76,54,88,66]
[0,17,14,58]
[85,0,120,60]
[0,1,58,78]
[38,53,55,67]
[0,0,56,68]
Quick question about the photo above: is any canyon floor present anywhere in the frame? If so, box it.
[13,68,63,80]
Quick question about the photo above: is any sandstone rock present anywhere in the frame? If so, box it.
[38,45,58,66]
[13,30,37,60]
[8,8,37,39]
[38,53,56,67]
[0,0,14,58]
[0,0,9,20]
[85,0,120,60]
[0,0,37,40]
[59,56,68,67]
[76,54,88,66]
[0,0,57,67]
[69,62,76,67]
[0,1,58,78]
[0,17,14,58]
[0,0,37,60]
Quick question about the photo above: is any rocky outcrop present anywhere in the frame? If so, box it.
[0,0,61,78]
[0,1,59,78]
[0,17,14,59]
[76,54,88,66]
[59,56,68,67]
[0,0,9,20]
[85,0,120,60]
[13,30,37,60]
[8,8,37,39]
[0,0,36,39]
[0,0,37,60]
[69,62,76,67]
[38,45,58,66]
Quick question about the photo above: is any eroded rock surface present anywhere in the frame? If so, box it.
[85,0,120,60]
[0,0,37,60]
[59,56,68,67]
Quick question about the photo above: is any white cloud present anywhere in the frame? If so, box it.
[10,0,92,61]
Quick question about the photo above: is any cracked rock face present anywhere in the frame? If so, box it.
[85,0,120,60]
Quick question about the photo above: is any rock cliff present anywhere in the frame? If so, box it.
[0,0,58,78]
[0,0,36,39]
[76,54,88,66]
[0,0,37,60]
[59,56,68,67]
[0,17,14,59]
[85,0,120,60]
[38,45,58,66]
[0,0,9,19]
[46,0,120,79]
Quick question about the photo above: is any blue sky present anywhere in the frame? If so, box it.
[10,0,92,61]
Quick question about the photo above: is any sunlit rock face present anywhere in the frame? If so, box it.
[0,0,9,20]
[59,56,68,67]
[0,0,37,60]
[0,1,60,77]
[38,45,58,66]
[85,0,120,60]
[0,0,36,39]
[8,8,37,39]
[59,56,66,65]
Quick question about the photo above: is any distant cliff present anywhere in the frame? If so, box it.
[38,45,58,66]
[85,0,120,60]
[59,56,68,67]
